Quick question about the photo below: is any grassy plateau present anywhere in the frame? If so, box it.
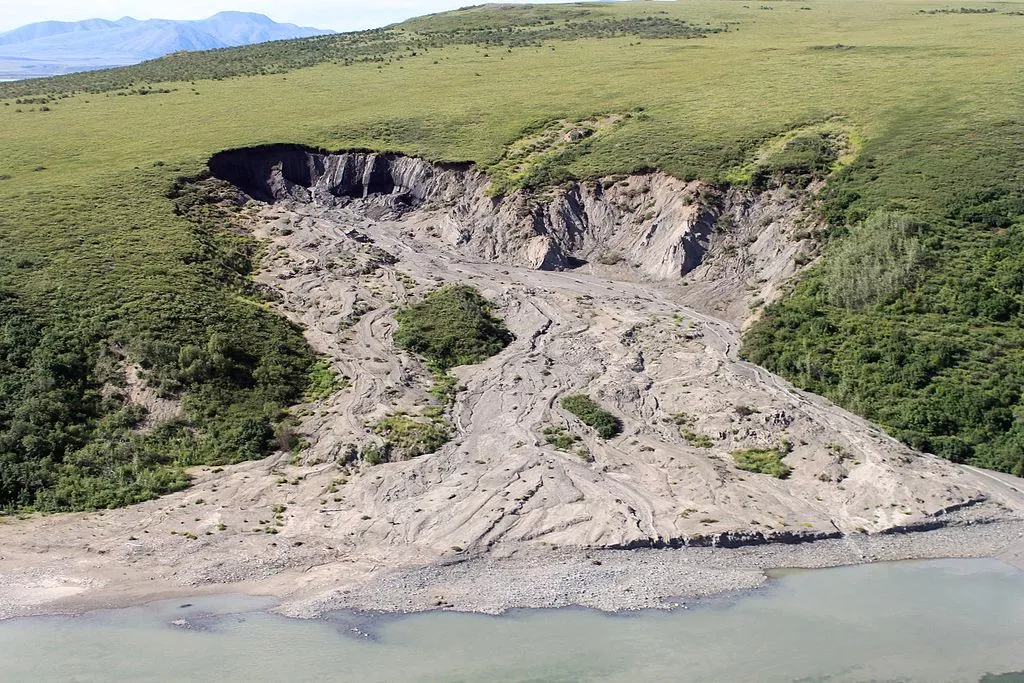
[0,0,1022,509]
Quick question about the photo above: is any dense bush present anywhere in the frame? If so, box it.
[560,395,622,438]
[732,447,792,479]
[394,285,512,371]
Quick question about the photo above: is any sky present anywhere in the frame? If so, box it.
[0,0,601,33]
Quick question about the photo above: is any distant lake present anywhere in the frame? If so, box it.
[1,558,1022,682]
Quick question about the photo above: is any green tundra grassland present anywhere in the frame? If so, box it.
[0,0,1022,511]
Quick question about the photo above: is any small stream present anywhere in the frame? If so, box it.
[1,558,1022,682]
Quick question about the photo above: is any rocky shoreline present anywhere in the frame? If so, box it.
[280,519,1024,617]
[4,518,1020,622]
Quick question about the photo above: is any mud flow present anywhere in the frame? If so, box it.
[203,146,1024,551]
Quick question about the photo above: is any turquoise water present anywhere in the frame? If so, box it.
[1,558,1022,682]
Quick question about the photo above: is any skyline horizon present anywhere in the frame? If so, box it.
[0,1,618,35]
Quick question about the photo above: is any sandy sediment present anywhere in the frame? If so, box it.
[283,519,1024,616]
[2,519,1022,620]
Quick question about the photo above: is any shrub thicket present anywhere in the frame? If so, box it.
[394,285,512,371]
[0,180,315,512]
[560,395,622,438]
[732,447,792,479]
[744,129,1024,475]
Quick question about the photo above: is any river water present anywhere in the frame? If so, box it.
[1,558,1022,682]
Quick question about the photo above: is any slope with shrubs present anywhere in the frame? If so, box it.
[743,117,1024,475]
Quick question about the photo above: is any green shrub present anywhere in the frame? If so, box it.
[681,429,713,449]
[560,394,622,438]
[371,411,450,460]
[394,285,513,372]
[672,412,713,447]
[305,361,345,400]
[541,425,593,461]
[360,443,387,466]
[428,371,461,405]
[732,447,792,479]
[542,425,580,450]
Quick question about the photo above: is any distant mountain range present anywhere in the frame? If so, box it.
[0,12,334,80]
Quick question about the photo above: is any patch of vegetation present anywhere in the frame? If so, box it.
[305,361,349,401]
[488,114,625,194]
[394,284,512,371]
[560,395,622,439]
[681,429,714,449]
[365,285,509,465]
[754,132,839,186]
[370,408,450,461]
[543,425,580,451]
[727,121,857,189]
[671,412,714,448]
[360,443,386,466]
[918,7,998,14]
[542,425,593,461]
[732,446,793,479]
[810,43,856,51]
[427,371,461,406]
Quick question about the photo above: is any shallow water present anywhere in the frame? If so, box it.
[1,558,1022,682]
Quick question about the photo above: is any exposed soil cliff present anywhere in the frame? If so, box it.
[210,145,812,323]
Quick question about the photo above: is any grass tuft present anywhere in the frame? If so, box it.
[732,447,793,479]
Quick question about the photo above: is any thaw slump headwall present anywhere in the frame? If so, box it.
[208,145,720,278]
[209,145,473,204]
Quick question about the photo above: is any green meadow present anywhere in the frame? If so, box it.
[0,0,1022,509]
